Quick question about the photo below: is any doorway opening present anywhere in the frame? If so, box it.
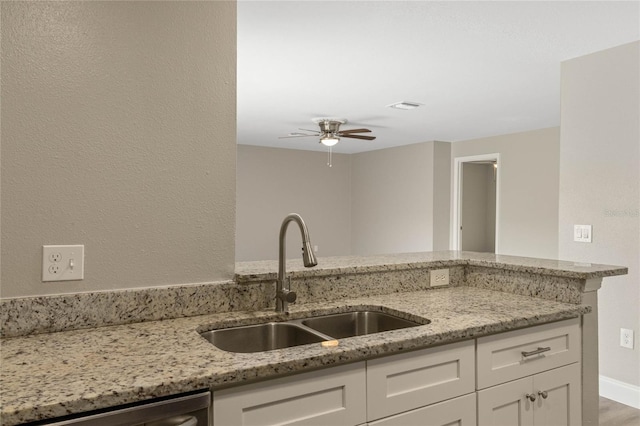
[452,154,500,253]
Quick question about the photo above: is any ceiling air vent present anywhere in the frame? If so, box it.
[387,101,422,110]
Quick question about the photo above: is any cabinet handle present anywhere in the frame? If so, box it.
[521,346,551,357]
[538,390,548,399]
[526,393,537,402]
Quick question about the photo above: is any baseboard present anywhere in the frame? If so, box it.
[600,375,640,409]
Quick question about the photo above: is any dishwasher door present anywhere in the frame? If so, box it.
[40,391,210,426]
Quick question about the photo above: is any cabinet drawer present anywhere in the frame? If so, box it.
[477,318,581,389]
[213,362,366,426]
[366,340,475,421]
[368,393,476,426]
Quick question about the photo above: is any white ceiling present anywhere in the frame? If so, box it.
[237,1,639,154]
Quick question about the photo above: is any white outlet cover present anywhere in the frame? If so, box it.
[620,328,634,349]
[42,245,84,282]
[430,269,450,287]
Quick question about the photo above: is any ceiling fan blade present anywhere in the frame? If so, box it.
[341,134,376,140]
[339,128,372,134]
[278,133,318,139]
[298,128,322,134]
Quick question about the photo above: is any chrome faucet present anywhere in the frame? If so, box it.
[277,213,318,313]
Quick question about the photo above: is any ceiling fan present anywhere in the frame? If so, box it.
[280,118,376,147]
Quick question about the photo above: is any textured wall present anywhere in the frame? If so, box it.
[559,42,640,390]
[1,1,237,297]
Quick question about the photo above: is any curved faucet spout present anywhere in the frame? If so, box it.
[277,213,317,313]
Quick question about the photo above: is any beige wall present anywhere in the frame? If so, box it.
[1,1,237,298]
[351,142,435,255]
[452,127,561,259]
[237,142,441,260]
[236,145,352,261]
[559,42,640,391]
[238,130,558,260]
[432,141,452,250]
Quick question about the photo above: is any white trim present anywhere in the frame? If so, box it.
[600,375,640,409]
[451,153,501,252]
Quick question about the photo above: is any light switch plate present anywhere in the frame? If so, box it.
[574,225,592,243]
[42,245,84,282]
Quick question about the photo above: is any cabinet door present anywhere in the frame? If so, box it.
[368,393,476,426]
[367,340,475,421]
[477,377,535,426]
[533,363,581,426]
[213,362,366,426]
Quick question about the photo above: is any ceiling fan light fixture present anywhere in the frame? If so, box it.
[387,101,422,110]
[320,136,340,147]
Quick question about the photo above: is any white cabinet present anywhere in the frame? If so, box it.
[477,363,581,426]
[476,318,581,390]
[478,374,535,426]
[533,364,582,426]
[212,318,583,426]
[476,318,582,426]
[366,340,474,421]
[213,362,366,426]
[368,393,476,426]
[213,341,475,426]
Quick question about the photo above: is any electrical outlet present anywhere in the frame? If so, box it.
[42,245,84,282]
[49,251,62,263]
[430,269,449,287]
[620,328,634,349]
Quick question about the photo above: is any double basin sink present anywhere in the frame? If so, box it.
[200,310,430,353]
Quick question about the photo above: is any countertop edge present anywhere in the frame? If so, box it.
[235,255,628,283]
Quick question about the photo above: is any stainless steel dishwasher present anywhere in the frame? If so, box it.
[37,391,210,426]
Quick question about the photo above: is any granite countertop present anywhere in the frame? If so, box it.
[0,286,590,425]
[235,251,628,282]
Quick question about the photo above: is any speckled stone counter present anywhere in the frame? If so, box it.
[0,251,627,425]
[1,251,626,338]
[236,251,627,306]
[234,251,627,281]
[1,287,590,425]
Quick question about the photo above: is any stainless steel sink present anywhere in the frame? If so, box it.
[200,322,327,353]
[200,310,428,353]
[302,311,425,339]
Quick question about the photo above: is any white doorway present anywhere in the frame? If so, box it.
[452,154,500,253]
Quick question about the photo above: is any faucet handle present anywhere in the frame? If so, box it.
[283,290,297,303]
[277,289,297,303]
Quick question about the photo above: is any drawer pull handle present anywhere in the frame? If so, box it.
[538,390,549,399]
[526,393,537,402]
[521,346,551,357]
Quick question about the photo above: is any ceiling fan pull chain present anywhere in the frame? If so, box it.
[327,146,333,167]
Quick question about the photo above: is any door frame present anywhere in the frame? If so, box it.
[451,153,501,253]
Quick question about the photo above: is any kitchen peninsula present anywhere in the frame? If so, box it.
[0,251,627,425]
